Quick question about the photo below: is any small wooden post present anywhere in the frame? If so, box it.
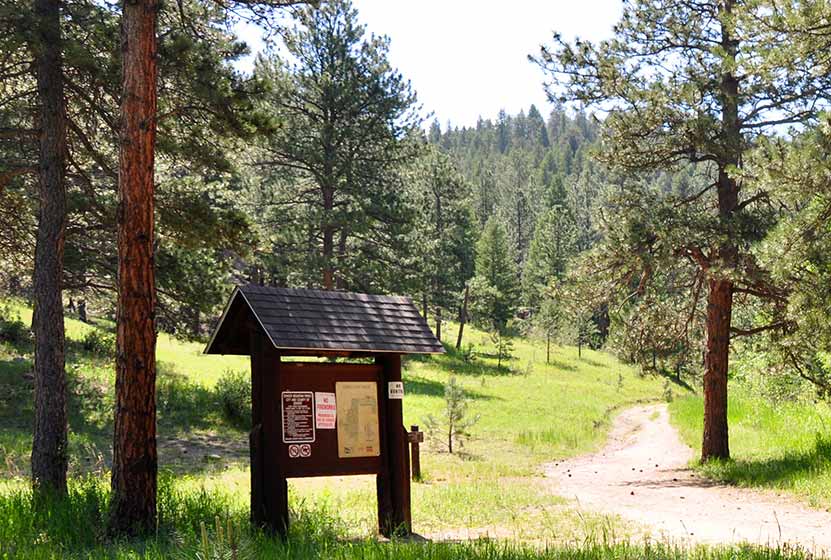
[376,354,411,537]
[250,330,288,538]
[408,425,424,481]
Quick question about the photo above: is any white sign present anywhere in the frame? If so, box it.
[314,392,337,429]
[388,381,404,400]
[288,444,312,459]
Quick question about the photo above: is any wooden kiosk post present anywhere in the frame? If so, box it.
[205,285,443,539]
[376,354,411,535]
[249,330,289,535]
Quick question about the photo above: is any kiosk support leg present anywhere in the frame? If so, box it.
[376,354,411,537]
[250,331,289,538]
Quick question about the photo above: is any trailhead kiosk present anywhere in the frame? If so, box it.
[204,285,444,537]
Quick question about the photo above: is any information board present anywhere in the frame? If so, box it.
[281,391,315,443]
[336,381,381,458]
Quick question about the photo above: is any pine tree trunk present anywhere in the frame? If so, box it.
[701,0,739,462]
[702,278,731,460]
[455,284,469,350]
[335,228,347,290]
[322,187,335,289]
[31,0,68,495]
[435,307,441,342]
[546,333,550,364]
[110,0,158,534]
[190,308,200,339]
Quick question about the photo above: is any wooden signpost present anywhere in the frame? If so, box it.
[205,285,444,538]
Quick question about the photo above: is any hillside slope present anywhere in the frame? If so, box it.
[0,298,666,538]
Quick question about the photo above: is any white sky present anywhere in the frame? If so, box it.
[235,0,622,128]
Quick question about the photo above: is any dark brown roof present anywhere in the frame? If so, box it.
[204,284,444,356]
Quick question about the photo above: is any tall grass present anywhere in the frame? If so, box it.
[0,476,821,560]
[670,388,831,506]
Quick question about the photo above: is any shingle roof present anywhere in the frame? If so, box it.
[204,284,445,356]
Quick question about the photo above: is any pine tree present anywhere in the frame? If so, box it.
[254,0,421,290]
[409,147,475,340]
[470,217,519,331]
[522,205,577,308]
[110,0,159,534]
[535,0,831,460]
[30,0,68,496]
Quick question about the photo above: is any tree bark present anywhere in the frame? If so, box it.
[702,278,732,460]
[110,0,159,534]
[322,186,335,289]
[455,284,469,350]
[546,332,550,365]
[435,307,441,342]
[701,0,740,462]
[335,228,347,290]
[31,0,68,495]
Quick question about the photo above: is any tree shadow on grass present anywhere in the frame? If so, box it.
[403,374,498,401]
[658,370,696,392]
[0,353,249,476]
[698,434,831,490]
[433,345,520,378]
[580,357,606,368]
[544,359,578,373]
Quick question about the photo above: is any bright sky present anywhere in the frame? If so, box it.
[235,0,622,128]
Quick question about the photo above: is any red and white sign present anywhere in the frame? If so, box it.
[314,392,337,429]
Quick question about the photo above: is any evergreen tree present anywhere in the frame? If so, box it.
[110,0,158,533]
[29,0,69,497]
[409,147,475,340]
[522,205,577,308]
[470,217,519,331]
[535,0,831,459]
[254,0,421,290]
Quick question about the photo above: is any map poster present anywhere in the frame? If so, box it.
[335,381,380,458]
[282,391,315,444]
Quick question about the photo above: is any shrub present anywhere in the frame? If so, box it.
[423,376,480,454]
[81,329,115,357]
[0,304,29,345]
[215,369,251,429]
[490,331,514,370]
[460,343,477,364]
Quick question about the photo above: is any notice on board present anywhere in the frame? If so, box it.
[388,381,404,399]
[282,391,315,443]
[335,382,380,458]
[315,392,337,429]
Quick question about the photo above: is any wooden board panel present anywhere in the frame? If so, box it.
[275,362,384,478]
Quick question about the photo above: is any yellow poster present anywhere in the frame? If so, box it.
[335,381,380,458]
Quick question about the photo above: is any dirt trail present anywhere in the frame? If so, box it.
[545,404,831,553]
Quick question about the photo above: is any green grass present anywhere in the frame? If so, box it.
[669,387,831,507]
[0,476,821,559]
[1,298,670,545]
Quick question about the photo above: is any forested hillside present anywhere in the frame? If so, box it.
[3,0,831,548]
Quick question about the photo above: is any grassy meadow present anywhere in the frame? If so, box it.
[670,387,831,508]
[4,296,816,559]
[0,297,667,542]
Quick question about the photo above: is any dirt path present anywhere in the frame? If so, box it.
[545,404,831,554]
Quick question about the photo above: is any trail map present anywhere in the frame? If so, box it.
[335,382,380,458]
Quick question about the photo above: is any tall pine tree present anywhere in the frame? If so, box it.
[536,0,831,459]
